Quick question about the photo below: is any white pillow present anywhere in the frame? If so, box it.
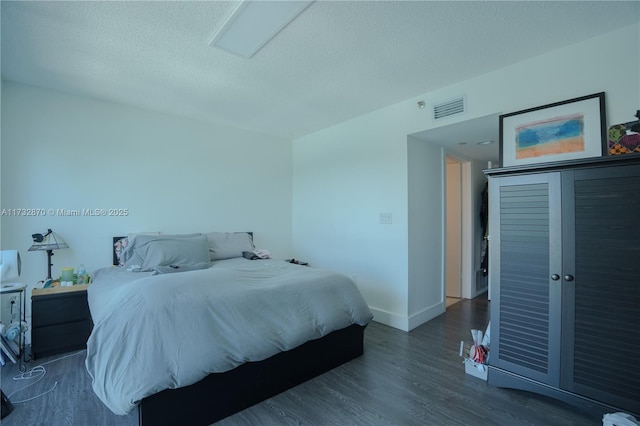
[123,234,209,271]
[116,232,161,266]
[206,232,254,260]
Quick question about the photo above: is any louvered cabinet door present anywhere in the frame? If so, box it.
[489,172,563,387]
[560,165,640,414]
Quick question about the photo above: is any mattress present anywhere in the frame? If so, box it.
[85,258,373,415]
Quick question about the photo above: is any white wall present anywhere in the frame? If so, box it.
[292,23,640,331]
[292,109,411,328]
[445,159,462,298]
[406,137,444,329]
[1,82,293,323]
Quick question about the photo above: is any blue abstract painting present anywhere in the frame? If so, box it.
[516,113,585,159]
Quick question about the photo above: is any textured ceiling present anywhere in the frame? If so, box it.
[2,1,639,157]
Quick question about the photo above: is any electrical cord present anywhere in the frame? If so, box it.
[7,349,86,403]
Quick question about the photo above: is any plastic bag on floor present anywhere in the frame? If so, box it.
[459,322,490,380]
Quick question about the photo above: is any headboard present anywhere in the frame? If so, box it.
[112,233,254,266]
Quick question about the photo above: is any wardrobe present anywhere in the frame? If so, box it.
[485,155,640,417]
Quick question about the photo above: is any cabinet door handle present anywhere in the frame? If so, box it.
[564,274,574,282]
[551,274,560,281]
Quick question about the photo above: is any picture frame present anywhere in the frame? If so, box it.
[499,92,606,167]
[608,115,640,155]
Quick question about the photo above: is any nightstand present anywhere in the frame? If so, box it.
[31,284,92,359]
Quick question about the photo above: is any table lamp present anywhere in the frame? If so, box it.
[28,229,69,280]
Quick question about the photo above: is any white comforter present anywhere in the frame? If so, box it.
[85,258,373,415]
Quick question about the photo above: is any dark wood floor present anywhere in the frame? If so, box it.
[1,296,599,425]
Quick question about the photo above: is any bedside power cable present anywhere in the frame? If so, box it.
[8,349,86,403]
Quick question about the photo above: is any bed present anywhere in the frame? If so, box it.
[85,232,373,425]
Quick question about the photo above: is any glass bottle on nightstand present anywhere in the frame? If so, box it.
[76,264,86,285]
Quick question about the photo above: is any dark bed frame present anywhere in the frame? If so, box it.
[139,324,366,426]
[110,236,367,426]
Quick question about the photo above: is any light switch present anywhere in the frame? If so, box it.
[379,213,392,224]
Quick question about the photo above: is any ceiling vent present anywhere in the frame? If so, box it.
[433,96,466,120]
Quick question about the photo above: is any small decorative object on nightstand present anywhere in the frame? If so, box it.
[31,284,92,359]
[76,264,87,285]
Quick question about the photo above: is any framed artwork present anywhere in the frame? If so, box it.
[499,92,606,167]
[608,114,640,155]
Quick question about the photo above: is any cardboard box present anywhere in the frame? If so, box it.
[464,358,488,381]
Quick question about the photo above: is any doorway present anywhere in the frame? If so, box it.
[445,155,473,309]
[408,113,498,323]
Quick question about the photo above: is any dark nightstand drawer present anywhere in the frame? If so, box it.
[32,292,90,327]
[31,285,92,359]
[31,320,92,359]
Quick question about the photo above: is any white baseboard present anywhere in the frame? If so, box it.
[407,302,445,331]
[370,302,446,332]
[369,307,409,332]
